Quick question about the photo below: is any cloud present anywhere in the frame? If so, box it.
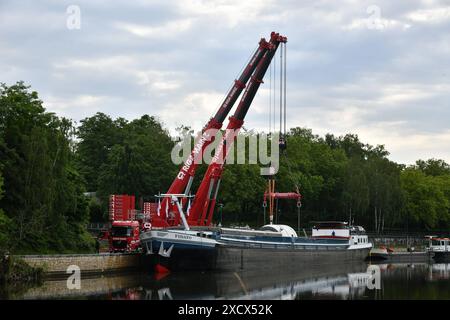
[356,127,450,165]
[158,91,225,133]
[53,56,135,71]
[136,69,184,94]
[176,0,275,28]
[43,94,117,121]
[1,0,449,165]
[115,19,193,38]
[406,6,450,23]
[343,17,412,31]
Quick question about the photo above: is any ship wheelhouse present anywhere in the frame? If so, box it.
[311,221,350,239]
[427,237,450,252]
[310,221,370,247]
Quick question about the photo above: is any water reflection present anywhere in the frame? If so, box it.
[428,263,450,281]
[9,263,450,300]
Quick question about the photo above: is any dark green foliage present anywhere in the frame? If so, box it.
[216,128,449,232]
[220,163,266,226]
[77,113,177,214]
[415,159,450,177]
[0,169,11,251]
[1,81,449,255]
[73,112,450,232]
[88,198,104,222]
[0,82,94,253]
[274,128,348,224]
[401,168,449,229]
[76,113,127,191]
[0,255,42,286]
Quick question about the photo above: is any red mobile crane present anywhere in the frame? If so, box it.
[187,32,287,226]
[108,33,287,253]
[153,34,279,228]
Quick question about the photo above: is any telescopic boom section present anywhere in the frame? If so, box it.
[188,32,287,226]
[157,38,272,227]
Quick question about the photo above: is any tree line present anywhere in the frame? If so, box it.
[0,82,449,253]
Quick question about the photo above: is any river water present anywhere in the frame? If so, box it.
[4,262,450,300]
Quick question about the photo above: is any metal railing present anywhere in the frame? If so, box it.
[87,222,109,232]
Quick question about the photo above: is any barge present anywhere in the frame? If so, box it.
[367,248,432,263]
[140,221,372,272]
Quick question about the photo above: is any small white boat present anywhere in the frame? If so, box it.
[426,236,450,262]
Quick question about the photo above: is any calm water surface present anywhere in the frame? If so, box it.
[6,262,450,300]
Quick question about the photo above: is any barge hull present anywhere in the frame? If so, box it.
[148,245,371,272]
[433,252,450,262]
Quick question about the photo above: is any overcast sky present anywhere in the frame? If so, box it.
[1,0,449,165]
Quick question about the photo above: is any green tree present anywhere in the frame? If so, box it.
[401,168,449,229]
[76,113,126,191]
[416,159,450,176]
[366,156,403,233]
[341,157,369,225]
[0,167,12,251]
[93,115,177,218]
[0,82,93,253]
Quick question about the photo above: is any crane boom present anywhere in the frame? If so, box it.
[156,38,273,227]
[188,32,287,226]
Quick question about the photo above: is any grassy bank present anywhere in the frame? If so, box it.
[0,254,43,291]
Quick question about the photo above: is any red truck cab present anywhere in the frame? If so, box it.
[109,220,141,253]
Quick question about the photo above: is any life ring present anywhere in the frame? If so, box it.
[143,222,152,230]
